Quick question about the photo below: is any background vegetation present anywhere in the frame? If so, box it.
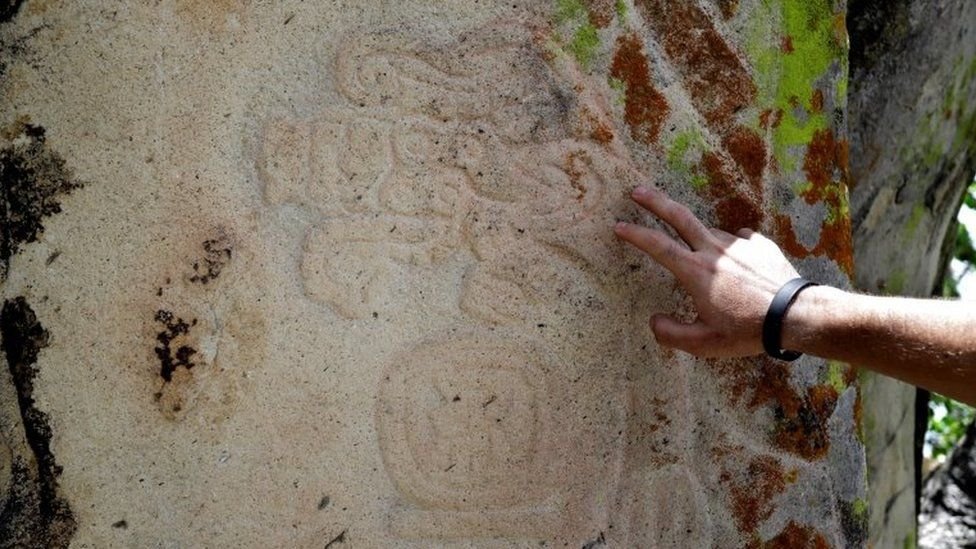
[928,180,976,463]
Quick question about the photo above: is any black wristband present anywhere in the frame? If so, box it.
[762,278,818,362]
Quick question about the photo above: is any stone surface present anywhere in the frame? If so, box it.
[848,1,976,547]
[1,1,865,547]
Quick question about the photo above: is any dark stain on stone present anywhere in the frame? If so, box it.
[0,0,25,24]
[188,236,232,284]
[0,118,82,281]
[0,297,76,548]
[837,498,869,548]
[111,520,128,529]
[581,531,606,548]
[0,22,50,80]
[154,309,197,382]
[323,529,347,548]
[317,496,330,510]
[847,0,913,78]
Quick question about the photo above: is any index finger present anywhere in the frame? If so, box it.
[614,221,691,276]
[631,186,714,251]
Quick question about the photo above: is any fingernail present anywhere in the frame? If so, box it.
[632,186,649,197]
[614,221,629,232]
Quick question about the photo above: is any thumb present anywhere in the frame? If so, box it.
[650,314,715,356]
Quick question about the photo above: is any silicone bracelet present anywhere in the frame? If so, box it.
[762,278,818,361]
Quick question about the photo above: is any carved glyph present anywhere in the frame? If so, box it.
[251,13,775,546]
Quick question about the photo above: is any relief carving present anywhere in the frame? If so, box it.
[254,18,697,544]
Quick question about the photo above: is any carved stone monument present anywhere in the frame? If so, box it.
[1,1,866,547]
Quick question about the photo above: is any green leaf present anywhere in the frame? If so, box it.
[928,393,975,460]
[954,224,976,264]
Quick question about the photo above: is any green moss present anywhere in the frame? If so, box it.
[922,138,945,168]
[903,204,926,238]
[743,0,780,108]
[554,0,587,25]
[903,530,916,549]
[773,1,846,170]
[913,55,976,171]
[615,0,628,20]
[554,0,601,68]
[852,498,868,520]
[826,361,848,392]
[667,130,704,169]
[666,130,709,189]
[743,1,848,172]
[608,76,626,106]
[863,407,876,440]
[886,270,907,295]
[569,22,600,67]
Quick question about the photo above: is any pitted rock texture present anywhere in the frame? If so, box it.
[1,1,864,547]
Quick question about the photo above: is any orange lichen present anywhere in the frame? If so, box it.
[718,0,739,19]
[610,33,670,146]
[582,108,615,144]
[774,384,838,461]
[715,193,763,233]
[584,0,615,27]
[810,89,825,113]
[819,216,854,276]
[757,521,831,549]
[784,468,799,484]
[564,150,589,201]
[722,126,767,185]
[781,36,795,53]
[775,211,854,278]
[771,129,855,277]
[590,122,614,144]
[762,109,784,130]
[634,0,755,125]
[721,455,787,533]
[713,358,839,461]
[701,152,763,232]
[802,130,846,200]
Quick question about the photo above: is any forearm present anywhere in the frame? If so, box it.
[784,286,976,406]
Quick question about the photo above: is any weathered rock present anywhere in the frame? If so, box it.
[919,421,976,548]
[848,1,976,546]
[1,1,864,546]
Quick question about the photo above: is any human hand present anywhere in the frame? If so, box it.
[614,186,801,357]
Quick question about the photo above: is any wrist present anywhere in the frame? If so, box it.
[779,285,846,355]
